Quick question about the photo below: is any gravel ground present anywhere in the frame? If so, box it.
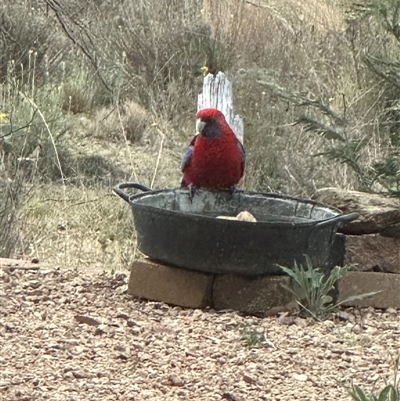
[1,266,399,401]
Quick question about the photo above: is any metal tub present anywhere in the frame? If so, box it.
[114,183,358,276]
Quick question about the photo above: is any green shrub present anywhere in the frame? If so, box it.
[279,256,378,320]
[241,323,266,348]
[349,355,400,401]
[349,384,399,401]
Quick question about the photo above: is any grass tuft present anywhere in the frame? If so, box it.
[279,256,378,320]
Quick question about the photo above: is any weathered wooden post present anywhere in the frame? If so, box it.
[197,72,244,144]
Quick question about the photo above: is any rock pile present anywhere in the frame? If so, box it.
[313,188,400,273]
[128,188,400,312]
[313,188,400,308]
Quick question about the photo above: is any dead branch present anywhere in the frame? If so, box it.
[43,0,113,93]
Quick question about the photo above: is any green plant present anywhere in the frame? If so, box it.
[349,384,399,401]
[241,324,266,348]
[349,355,400,401]
[248,0,400,196]
[258,78,400,195]
[279,256,378,320]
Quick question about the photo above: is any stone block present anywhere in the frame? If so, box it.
[329,233,346,268]
[338,271,400,308]
[128,259,213,308]
[345,234,400,273]
[213,274,294,314]
[313,188,400,235]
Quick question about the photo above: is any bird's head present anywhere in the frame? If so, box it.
[196,108,228,139]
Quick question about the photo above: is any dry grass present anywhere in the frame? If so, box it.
[94,101,150,145]
[20,185,137,271]
[16,125,181,269]
[196,0,361,195]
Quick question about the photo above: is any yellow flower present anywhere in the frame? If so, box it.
[200,65,209,76]
[0,112,8,121]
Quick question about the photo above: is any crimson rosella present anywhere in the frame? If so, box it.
[181,108,245,189]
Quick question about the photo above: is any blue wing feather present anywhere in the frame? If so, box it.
[237,140,245,173]
[237,140,245,163]
[181,135,198,172]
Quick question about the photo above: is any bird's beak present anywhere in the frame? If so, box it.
[196,119,206,133]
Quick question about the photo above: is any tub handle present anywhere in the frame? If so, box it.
[113,182,151,203]
[315,212,359,228]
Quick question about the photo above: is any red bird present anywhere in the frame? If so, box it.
[181,108,245,189]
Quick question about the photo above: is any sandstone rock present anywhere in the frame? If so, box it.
[338,271,400,308]
[328,233,346,268]
[345,234,400,273]
[128,259,213,308]
[213,274,293,314]
[381,222,400,238]
[313,188,400,236]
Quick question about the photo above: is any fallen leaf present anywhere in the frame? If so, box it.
[243,374,257,384]
[278,313,295,325]
[74,315,102,326]
[294,317,308,327]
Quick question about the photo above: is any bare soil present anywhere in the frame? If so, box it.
[1,266,399,401]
